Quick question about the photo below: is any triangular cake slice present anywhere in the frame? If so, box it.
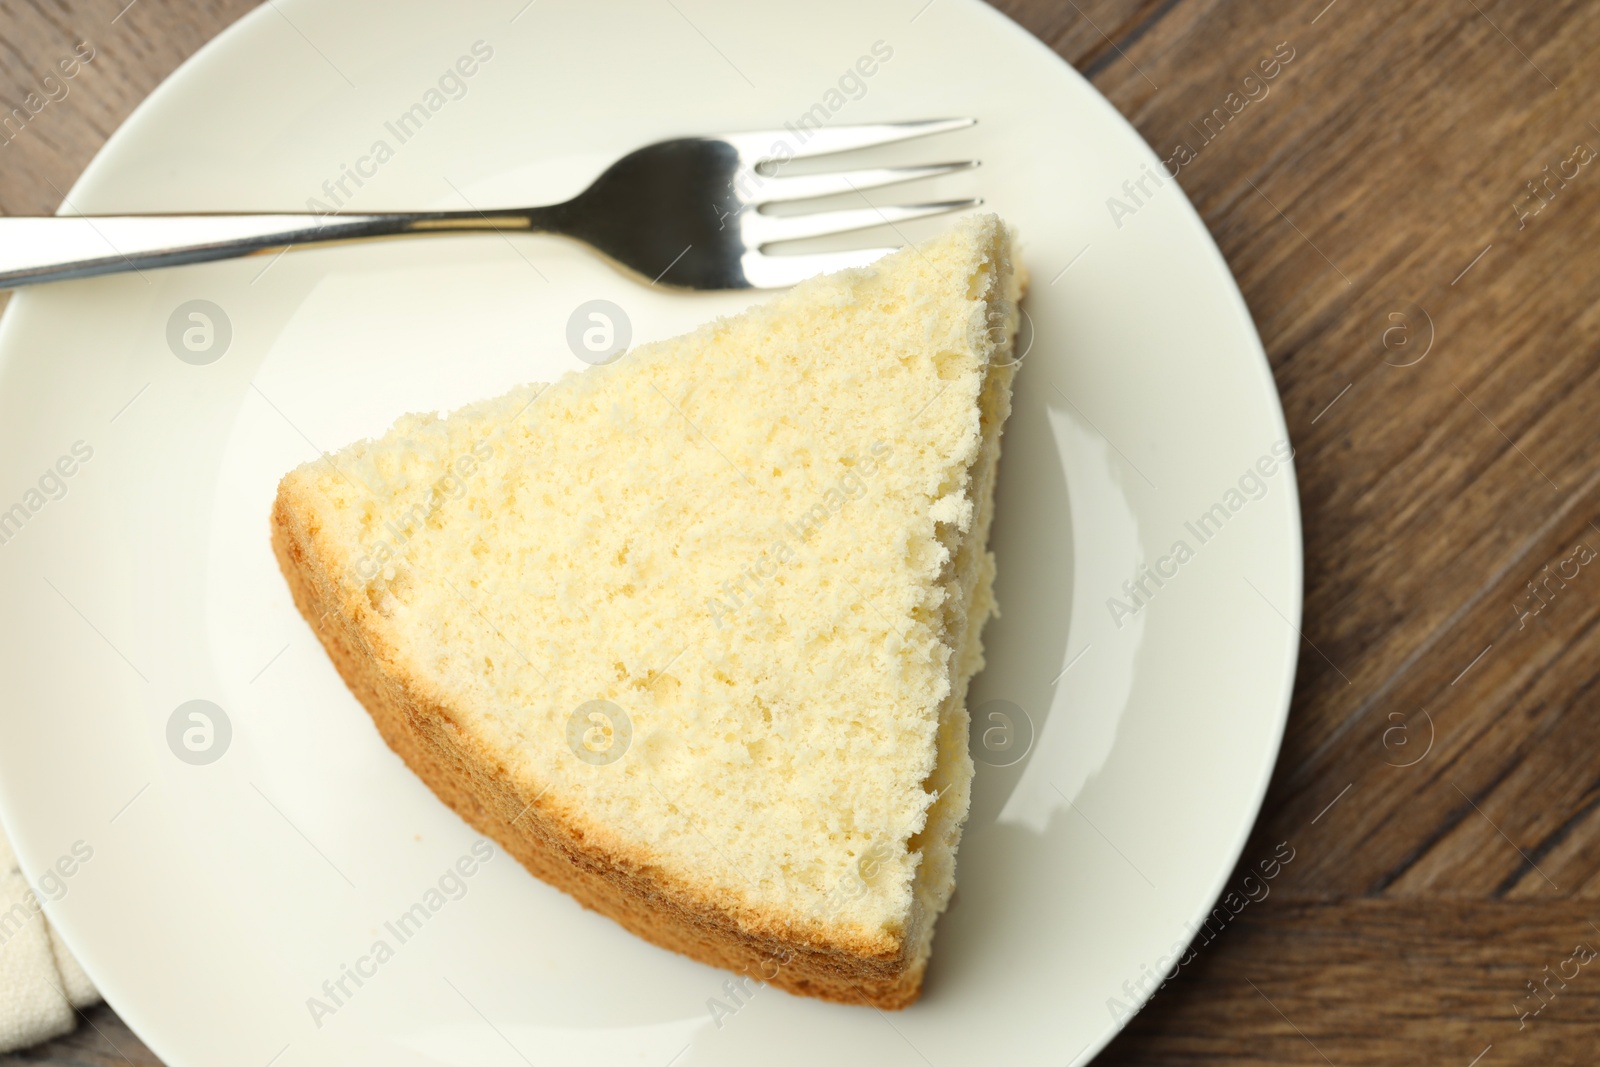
[271,214,1025,1008]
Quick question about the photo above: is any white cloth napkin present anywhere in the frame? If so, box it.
[0,824,98,1051]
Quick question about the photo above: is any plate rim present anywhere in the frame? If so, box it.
[0,1,1304,1063]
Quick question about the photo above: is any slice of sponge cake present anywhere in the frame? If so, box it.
[271,213,1024,1008]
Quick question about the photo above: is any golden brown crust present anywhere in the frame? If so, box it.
[270,483,925,1009]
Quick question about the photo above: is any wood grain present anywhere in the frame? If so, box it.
[4,0,1600,1063]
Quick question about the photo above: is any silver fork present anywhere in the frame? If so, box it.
[0,118,980,291]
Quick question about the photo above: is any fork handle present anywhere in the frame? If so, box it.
[0,210,559,288]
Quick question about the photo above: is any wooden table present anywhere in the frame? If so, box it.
[4,0,1598,1063]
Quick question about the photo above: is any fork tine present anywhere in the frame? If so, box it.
[741,247,899,288]
[747,199,981,246]
[753,161,979,204]
[726,117,976,162]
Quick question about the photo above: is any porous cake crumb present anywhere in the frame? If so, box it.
[271,213,1025,1007]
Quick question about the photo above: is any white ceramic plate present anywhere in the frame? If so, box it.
[0,2,1300,1064]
